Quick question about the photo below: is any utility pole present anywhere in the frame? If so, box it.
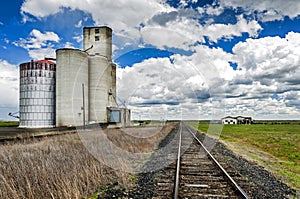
[82,83,85,127]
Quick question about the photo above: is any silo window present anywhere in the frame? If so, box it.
[95,28,100,34]
[95,36,100,41]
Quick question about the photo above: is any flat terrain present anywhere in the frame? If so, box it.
[0,123,175,199]
[0,126,76,141]
[0,121,19,127]
[190,122,300,192]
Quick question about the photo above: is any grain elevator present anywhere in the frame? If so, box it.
[19,26,130,128]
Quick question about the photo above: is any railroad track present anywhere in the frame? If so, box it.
[154,122,250,199]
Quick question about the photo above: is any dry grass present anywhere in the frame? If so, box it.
[0,122,176,199]
[105,124,175,153]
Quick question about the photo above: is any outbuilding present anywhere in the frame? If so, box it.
[222,116,252,124]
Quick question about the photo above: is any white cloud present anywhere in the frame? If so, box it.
[141,18,205,50]
[14,29,60,60]
[75,20,82,28]
[205,6,224,16]
[202,15,262,42]
[0,60,19,107]
[233,32,300,87]
[20,0,265,53]
[15,29,60,49]
[21,0,174,40]
[117,56,209,111]
[73,35,83,43]
[18,0,300,119]
[117,32,300,120]
[64,42,75,48]
[140,12,262,50]
[220,0,300,22]
[218,31,300,118]
[223,97,299,120]
[117,45,236,120]
[4,38,10,44]
[28,48,56,60]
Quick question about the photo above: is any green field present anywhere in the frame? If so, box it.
[190,122,300,191]
[0,121,19,127]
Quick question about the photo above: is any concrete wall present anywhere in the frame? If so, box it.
[56,49,89,127]
[85,26,116,124]
[83,26,112,59]
[88,55,110,123]
[56,27,116,126]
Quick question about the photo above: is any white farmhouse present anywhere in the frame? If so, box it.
[222,116,252,124]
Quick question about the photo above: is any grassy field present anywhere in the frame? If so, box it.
[190,122,300,191]
[0,121,19,127]
[0,123,175,199]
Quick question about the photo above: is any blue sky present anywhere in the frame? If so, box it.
[1,0,300,120]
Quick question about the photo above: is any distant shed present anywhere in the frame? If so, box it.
[222,116,252,124]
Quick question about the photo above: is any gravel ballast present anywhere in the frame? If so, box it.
[99,123,296,198]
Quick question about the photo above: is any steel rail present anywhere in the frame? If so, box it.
[184,123,250,199]
[173,122,182,199]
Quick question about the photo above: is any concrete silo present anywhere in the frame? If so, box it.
[83,27,117,123]
[83,26,112,59]
[55,49,89,127]
[19,60,56,128]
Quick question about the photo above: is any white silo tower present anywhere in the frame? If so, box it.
[19,60,56,128]
[83,26,117,123]
[83,26,112,58]
[55,49,89,127]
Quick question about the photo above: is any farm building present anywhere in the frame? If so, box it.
[19,26,130,128]
[222,116,252,124]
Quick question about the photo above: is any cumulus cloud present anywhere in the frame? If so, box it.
[28,48,56,60]
[202,15,262,42]
[117,56,212,119]
[64,42,75,48]
[141,12,262,50]
[14,29,59,49]
[21,0,174,39]
[233,32,300,87]
[0,60,19,107]
[14,29,59,60]
[219,0,300,22]
[117,31,300,120]
[117,45,236,120]
[18,0,300,119]
[20,0,265,52]
[73,35,83,43]
[222,31,300,118]
[75,20,82,28]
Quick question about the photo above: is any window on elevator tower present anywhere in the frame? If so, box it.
[95,36,100,41]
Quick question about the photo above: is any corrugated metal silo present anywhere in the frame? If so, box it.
[19,60,56,128]
[56,49,89,127]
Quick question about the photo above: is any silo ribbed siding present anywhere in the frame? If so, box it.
[19,60,56,128]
